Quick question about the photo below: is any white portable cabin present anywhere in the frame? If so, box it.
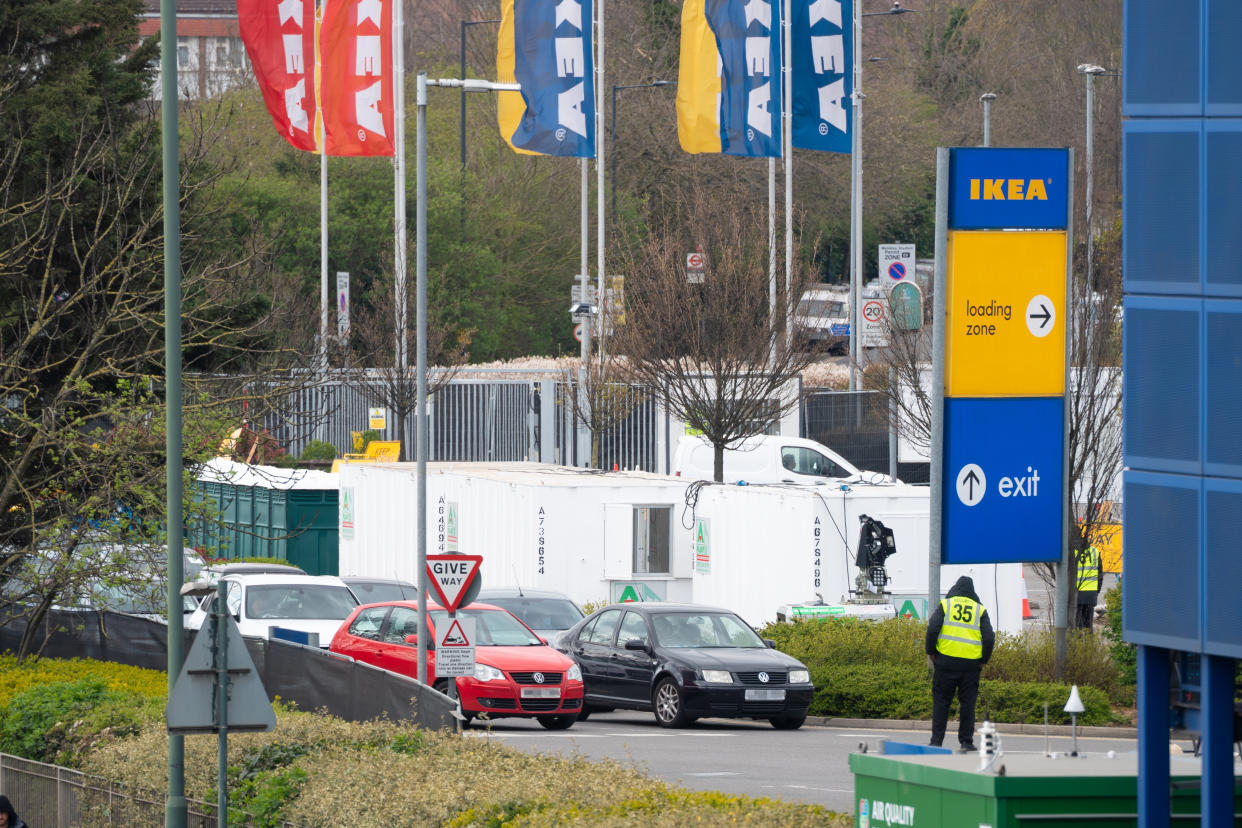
[336,462,1023,633]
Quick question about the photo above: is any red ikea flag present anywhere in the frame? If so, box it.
[237,0,319,152]
[319,0,395,156]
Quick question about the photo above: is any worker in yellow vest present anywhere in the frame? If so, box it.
[1075,544,1101,630]
[925,576,995,751]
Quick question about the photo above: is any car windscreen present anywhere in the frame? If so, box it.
[245,584,359,620]
[651,612,766,648]
[481,597,583,630]
[429,608,542,646]
[347,581,417,603]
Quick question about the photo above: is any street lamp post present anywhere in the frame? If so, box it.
[849,1,914,391]
[417,73,520,685]
[980,92,996,147]
[610,81,672,225]
[459,19,502,243]
[1076,64,1106,305]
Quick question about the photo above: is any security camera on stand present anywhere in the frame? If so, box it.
[851,514,897,603]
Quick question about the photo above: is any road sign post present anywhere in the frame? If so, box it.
[425,554,482,611]
[931,147,1072,590]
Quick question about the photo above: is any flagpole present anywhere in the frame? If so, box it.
[783,0,793,354]
[594,0,606,368]
[320,153,329,371]
[395,0,409,378]
[768,158,776,357]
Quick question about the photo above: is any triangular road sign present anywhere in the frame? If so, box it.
[166,610,276,733]
[439,617,470,647]
[425,554,483,611]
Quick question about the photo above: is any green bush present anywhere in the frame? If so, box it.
[986,628,1128,704]
[803,663,1118,725]
[1102,583,1136,693]
[0,677,161,766]
[299,439,337,462]
[0,655,167,706]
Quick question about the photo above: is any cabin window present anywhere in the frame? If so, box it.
[632,506,671,574]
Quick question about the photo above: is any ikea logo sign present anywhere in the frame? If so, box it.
[949,147,1068,230]
[969,178,1049,201]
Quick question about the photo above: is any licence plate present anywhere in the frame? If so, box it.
[520,687,561,699]
[745,688,785,701]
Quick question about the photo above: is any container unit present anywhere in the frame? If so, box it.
[192,458,340,575]
[338,463,693,606]
[337,462,1023,632]
[849,751,1239,826]
[687,482,1022,632]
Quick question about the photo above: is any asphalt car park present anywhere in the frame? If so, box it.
[459,713,1169,815]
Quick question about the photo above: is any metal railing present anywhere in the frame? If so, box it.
[0,752,278,827]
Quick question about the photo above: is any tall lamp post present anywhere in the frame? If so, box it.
[610,81,673,225]
[980,92,996,147]
[849,1,915,391]
[417,73,521,683]
[1076,64,1107,306]
[459,19,501,242]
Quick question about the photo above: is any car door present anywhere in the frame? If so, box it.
[612,610,656,704]
[334,606,390,666]
[570,609,623,703]
[374,605,424,678]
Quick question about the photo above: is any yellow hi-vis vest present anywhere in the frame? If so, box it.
[936,596,983,660]
[1076,545,1101,592]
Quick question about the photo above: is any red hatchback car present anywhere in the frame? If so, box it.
[330,600,584,729]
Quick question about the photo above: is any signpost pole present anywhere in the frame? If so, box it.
[928,149,949,611]
[213,580,230,825]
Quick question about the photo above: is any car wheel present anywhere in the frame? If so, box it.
[537,714,576,730]
[576,707,591,722]
[653,678,693,728]
[769,713,806,730]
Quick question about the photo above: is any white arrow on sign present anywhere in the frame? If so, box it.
[1025,294,1055,338]
[955,463,986,506]
[425,554,483,611]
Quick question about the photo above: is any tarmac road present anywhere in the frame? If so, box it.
[463,710,1185,814]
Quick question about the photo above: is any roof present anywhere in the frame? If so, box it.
[199,457,339,491]
[141,0,237,17]
[221,573,349,587]
[353,461,687,489]
[476,588,578,600]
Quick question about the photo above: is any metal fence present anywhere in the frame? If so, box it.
[254,372,923,480]
[0,753,260,827]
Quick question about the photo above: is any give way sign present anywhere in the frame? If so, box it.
[425,554,483,611]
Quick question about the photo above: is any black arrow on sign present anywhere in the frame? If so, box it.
[1029,303,1052,329]
[963,469,981,500]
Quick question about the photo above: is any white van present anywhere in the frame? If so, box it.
[794,285,850,353]
[672,435,896,485]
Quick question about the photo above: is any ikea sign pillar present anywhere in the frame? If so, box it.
[929,147,1073,612]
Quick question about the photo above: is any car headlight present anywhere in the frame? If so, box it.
[701,669,733,684]
[473,663,505,682]
[789,669,811,685]
[567,663,582,682]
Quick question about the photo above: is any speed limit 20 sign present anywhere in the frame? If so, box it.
[861,299,889,348]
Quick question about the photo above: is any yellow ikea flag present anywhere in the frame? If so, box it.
[495,0,540,157]
[676,0,722,154]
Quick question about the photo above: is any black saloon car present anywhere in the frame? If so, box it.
[557,602,813,729]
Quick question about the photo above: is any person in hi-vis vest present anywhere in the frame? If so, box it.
[1075,544,1101,630]
[925,575,995,751]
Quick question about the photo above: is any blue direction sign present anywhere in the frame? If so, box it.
[942,397,1064,563]
[948,147,1070,230]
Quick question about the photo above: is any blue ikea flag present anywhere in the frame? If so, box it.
[790,0,850,153]
[497,0,595,157]
[705,0,782,157]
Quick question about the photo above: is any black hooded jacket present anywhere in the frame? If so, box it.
[925,576,995,672]
[0,794,27,828]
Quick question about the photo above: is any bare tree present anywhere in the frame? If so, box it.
[611,186,824,481]
[334,270,472,461]
[560,358,647,469]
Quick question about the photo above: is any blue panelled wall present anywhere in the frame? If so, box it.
[1123,1,1242,823]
